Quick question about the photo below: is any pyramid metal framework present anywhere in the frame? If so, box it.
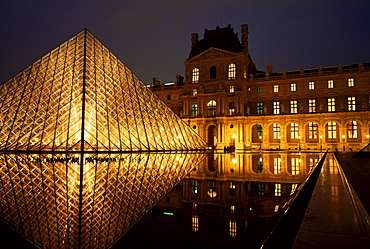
[0,29,206,151]
[0,152,206,248]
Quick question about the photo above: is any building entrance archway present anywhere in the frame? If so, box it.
[207,125,217,148]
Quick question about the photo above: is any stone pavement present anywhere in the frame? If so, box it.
[293,152,370,248]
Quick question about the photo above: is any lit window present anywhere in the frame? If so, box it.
[308,122,318,139]
[230,85,235,93]
[309,99,316,113]
[291,83,296,91]
[192,215,199,232]
[229,219,237,237]
[327,121,337,139]
[273,123,280,139]
[229,182,236,196]
[309,157,319,170]
[192,89,197,95]
[348,78,354,87]
[291,158,300,175]
[275,183,282,196]
[273,101,280,114]
[192,68,199,83]
[257,103,263,114]
[207,181,217,198]
[230,205,235,213]
[258,183,265,195]
[309,81,315,90]
[191,104,198,117]
[328,80,334,88]
[290,184,298,195]
[348,97,356,111]
[273,157,281,174]
[290,123,299,139]
[290,100,298,113]
[257,157,263,173]
[347,120,358,139]
[256,124,263,137]
[274,205,279,212]
[207,100,217,116]
[328,98,335,112]
[191,179,198,193]
[229,102,235,115]
[228,63,236,79]
[257,86,262,94]
[274,85,279,92]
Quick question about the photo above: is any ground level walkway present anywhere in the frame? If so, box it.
[293,152,370,248]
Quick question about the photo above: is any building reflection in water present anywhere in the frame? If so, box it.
[0,152,206,249]
[116,152,323,249]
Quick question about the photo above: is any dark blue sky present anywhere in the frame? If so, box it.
[1,0,370,85]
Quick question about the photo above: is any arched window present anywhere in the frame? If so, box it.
[207,100,217,117]
[210,66,216,79]
[308,122,318,140]
[347,121,358,139]
[192,68,199,83]
[192,215,199,232]
[273,123,280,139]
[229,219,237,237]
[228,63,236,79]
[290,123,299,139]
[327,121,337,139]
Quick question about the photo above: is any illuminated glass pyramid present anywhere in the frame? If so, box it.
[0,152,207,249]
[0,29,206,151]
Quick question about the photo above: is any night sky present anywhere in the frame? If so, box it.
[1,0,370,85]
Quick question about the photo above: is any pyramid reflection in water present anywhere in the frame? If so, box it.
[0,29,206,151]
[0,152,207,248]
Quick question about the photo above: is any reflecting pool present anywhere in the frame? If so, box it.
[113,151,324,249]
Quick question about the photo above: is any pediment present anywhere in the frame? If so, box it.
[187,47,240,62]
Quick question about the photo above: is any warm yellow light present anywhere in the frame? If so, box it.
[342,135,346,139]
[366,135,369,138]
[259,136,262,140]
[232,158,237,164]
[319,136,322,139]
[232,134,237,139]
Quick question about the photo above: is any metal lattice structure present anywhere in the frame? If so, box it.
[0,29,206,151]
[0,152,206,248]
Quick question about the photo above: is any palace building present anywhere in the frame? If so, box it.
[150,24,370,151]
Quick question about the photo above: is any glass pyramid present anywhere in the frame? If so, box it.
[0,152,207,248]
[0,29,206,151]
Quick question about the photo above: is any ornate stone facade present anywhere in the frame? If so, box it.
[150,24,370,151]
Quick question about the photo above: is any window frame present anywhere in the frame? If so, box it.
[228,63,236,80]
[291,83,297,91]
[308,81,315,90]
[273,101,280,114]
[192,68,199,83]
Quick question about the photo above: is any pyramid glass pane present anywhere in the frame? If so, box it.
[0,30,207,152]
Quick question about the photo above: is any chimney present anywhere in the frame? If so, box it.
[176,75,184,85]
[191,33,198,49]
[266,63,273,75]
[241,24,249,55]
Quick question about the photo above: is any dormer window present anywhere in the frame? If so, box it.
[228,63,236,79]
[192,68,199,83]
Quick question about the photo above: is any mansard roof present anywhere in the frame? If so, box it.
[189,25,242,59]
